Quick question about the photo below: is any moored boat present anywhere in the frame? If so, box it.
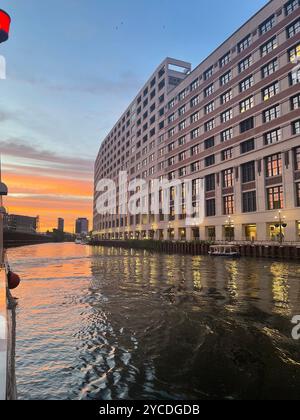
[209,244,241,257]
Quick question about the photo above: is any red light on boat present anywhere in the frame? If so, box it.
[0,9,11,43]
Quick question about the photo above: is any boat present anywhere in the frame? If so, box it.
[208,244,241,257]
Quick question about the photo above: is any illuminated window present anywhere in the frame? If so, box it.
[222,168,234,188]
[266,153,282,177]
[240,96,254,113]
[267,186,283,210]
[223,195,235,215]
[262,81,279,101]
[288,43,300,62]
[261,37,277,57]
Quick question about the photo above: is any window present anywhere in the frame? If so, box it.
[179,151,186,162]
[205,119,215,132]
[264,129,282,145]
[221,148,233,161]
[240,96,254,113]
[241,162,255,184]
[267,186,283,210]
[240,138,255,154]
[178,136,186,146]
[261,37,277,57]
[168,128,175,138]
[221,128,233,142]
[292,120,300,134]
[206,199,216,217]
[289,68,300,85]
[285,0,300,16]
[204,66,214,80]
[287,18,300,38]
[178,90,186,101]
[168,142,175,152]
[296,183,300,206]
[221,108,233,123]
[239,75,254,92]
[238,35,251,52]
[205,155,215,167]
[240,117,254,133]
[204,84,214,97]
[262,81,279,101]
[223,168,234,188]
[204,137,215,149]
[191,127,200,140]
[289,43,300,62]
[259,15,275,35]
[223,195,235,215]
[266,154,282,177]
[191,144,201,156]
[191,112,200,124]
[169,156,176,166]
[220,52,231,68]
[178,105,186,117]
[179,120,186,131]
[205,101,215,114]
[191,95,200,107]
[191,161,201,172]
[295,147,300,170]
[179,167,187,177]
[263,105,280,123]
[191,78,200,91]
[220,71,232,86]
[221,90,232,105]
[238,55,252,73]
[291,94,300,110]
[205,174,215,192]
[243,191,257,213]
[168,99,175,110]
[261,59,278,78]
[168,113,175,123]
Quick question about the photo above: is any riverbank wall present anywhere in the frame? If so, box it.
[89,239,300,260]
[4,231,53,248]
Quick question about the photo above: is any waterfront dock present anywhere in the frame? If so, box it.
[90,239,300,260]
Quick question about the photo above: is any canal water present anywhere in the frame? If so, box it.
[7,243,300,400]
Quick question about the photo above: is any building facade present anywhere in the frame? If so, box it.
[94,0,300,243]
[75,218,89,235]
[57,218,64,232]
[4,214,37,233]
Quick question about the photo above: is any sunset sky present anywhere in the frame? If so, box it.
[0,0,267,232]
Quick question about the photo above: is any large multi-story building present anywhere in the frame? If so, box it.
[75,218,89,235]
[4,214,37,233]
[94,0,300,243]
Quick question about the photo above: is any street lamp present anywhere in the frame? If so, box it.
[274,211,287,244]
[225,215,235,242]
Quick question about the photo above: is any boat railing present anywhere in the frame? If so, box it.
[0,202,17,400]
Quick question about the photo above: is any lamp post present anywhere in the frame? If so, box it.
[225,215,235,242]
[274,211,287,244]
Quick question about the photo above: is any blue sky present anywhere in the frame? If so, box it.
[0,0,268,229]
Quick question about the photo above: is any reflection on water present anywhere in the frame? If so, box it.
[7,243,300,400]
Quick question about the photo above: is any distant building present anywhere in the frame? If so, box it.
[4,214,37,233]
[58,218,64,232]
[75,218,89,235]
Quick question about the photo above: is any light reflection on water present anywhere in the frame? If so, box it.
[7,243,300,400]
